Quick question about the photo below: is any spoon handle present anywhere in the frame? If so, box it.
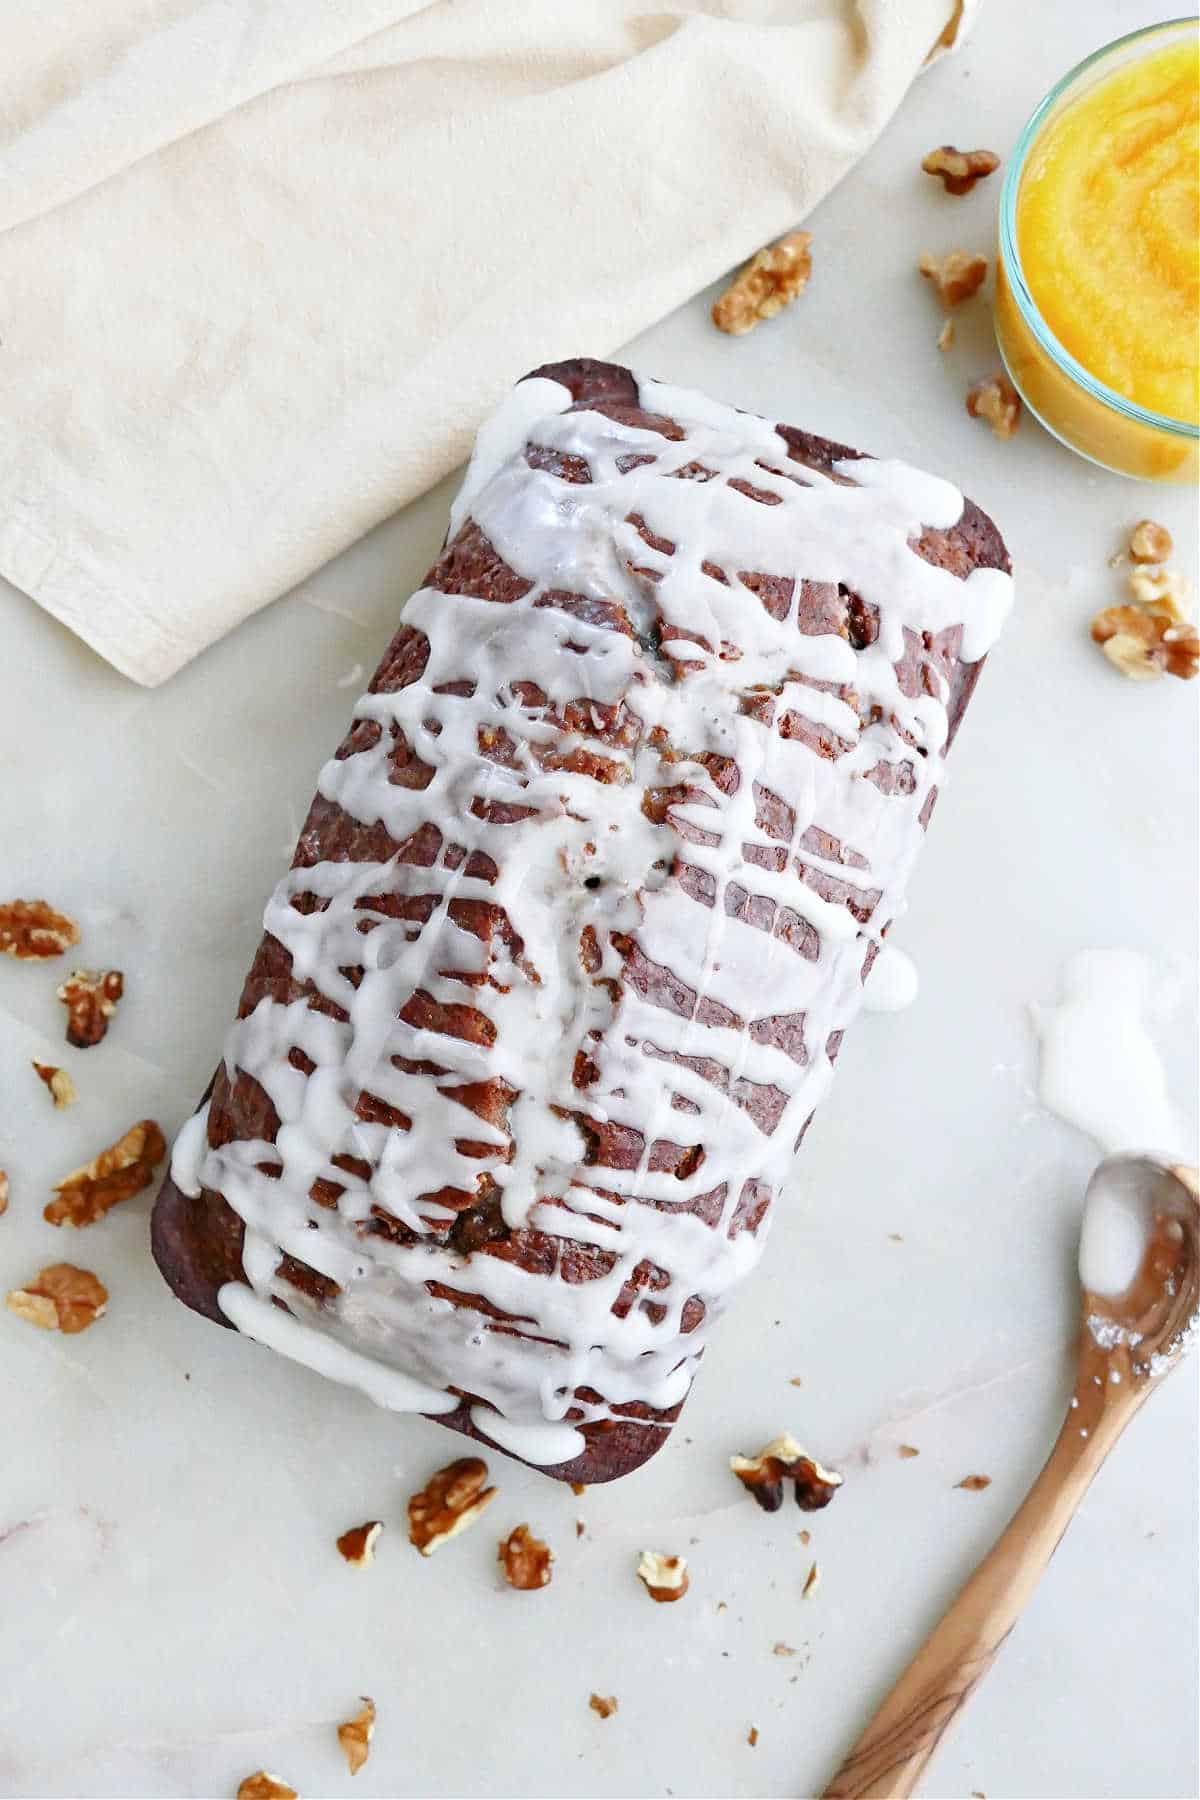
[822,1394,1138,1799]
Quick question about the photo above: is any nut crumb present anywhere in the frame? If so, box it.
[7,1263,108,1333]
[747,1727,760,1747]
[898,1444,920,1459]
[0,900,80,960]
[337,1696,375,1777]
[1092,604,1198,682]
[955,1474,992,1491]
[46,1119,166,1228]
[570,1481,586,1495]
[918,249,987,307]
[636,1550,689,1603]
[32,1062,77,1109]
[56,968,124,1048]
[730,1433,843,1513]
[788,1376,803,1387]
[589,1693,618,1720]
[1129,519,1173,563]
[802,1560,821,1599]
[712,232,813,336]
[499,1523,554,1590]
[0,1170,8,1217]
[922,145,1000,195]
[236,1775,297,1800]
[937,318,955,352]
[336,1521,382,1568]
[773,1642,795,1657]
[966,372,1021,439]
[716,1601,728,1613]
[407,1456,496,1555]
[575,1519,585,1538]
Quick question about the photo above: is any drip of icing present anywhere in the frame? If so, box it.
[862,943,919,1013]
[1031,950,1184,1156]
[218,1281,458,1413]
[171,370,1013,1445]
[468,1406,586,1466]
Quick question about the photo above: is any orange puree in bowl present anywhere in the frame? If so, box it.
[1017,38,1199,425]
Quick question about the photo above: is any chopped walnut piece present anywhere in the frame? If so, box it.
[45,1119,166,1227]
[921,145,1000,195]
[747,1727,760,1747]
[730,1433,844,1513]
[0,1169,8,1217]
[1127,564,1191,611]
[7,1264,108,1333]
[937,318,955,352]
[236,1775,297,1800]
[966,372,1021,439]
[499,1523,553,1590]
[898,1444,920,1459]
[337,1697,376,1777]
[407,1456,496,1555]
[1091,604,1199,682]
[802,1559,821,1599]
[918,249,987,307]
[32,1061,77,1109]
[0,900,80,960]
[773,1642,796,1657]
[797,1529,811,1546]
[636,1550,689,1603]
[955,1474,992,1491]
[712,232,813,336]
[56,968,124,1048]
[1129,519,1173,563]
[575,1518,586,1539]
[337,1521,383,1568]
[589,1693,618,1720]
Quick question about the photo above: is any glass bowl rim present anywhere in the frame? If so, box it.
[999,15,1200,444]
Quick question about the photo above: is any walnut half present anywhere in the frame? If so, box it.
[636,1550,690,1602]
[730,1433,844,1513]
[498,1523,553,1590]
[7,1263,108,1333]
[966,372,1021,439]
[56,968,124,1048]
[712,232,813,336]
[45,1119,166,1228]
[407,1457,496,1555]
[918,249,987,308]
[921,145,1000,195]
[1091,605,1199,681]
[0,900,80,960]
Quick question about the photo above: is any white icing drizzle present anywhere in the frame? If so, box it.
[172,371,1012,1452]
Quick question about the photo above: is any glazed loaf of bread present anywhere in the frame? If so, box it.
[152,359,1012,1482]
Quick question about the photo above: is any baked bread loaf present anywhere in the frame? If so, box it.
[153,358,1012,1483]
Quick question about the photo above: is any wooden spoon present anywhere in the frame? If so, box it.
[824,1155,1199,1800]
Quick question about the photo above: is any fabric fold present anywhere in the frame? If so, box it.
[0,0,966,685]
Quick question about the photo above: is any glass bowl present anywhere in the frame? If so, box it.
[995,18,1199,483]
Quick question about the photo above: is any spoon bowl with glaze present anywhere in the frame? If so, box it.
[824,1153,1199,1800]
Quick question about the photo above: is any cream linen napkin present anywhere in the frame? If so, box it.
[0,0,967,686]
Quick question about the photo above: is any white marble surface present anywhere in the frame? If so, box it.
[1,4,1197,1796]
